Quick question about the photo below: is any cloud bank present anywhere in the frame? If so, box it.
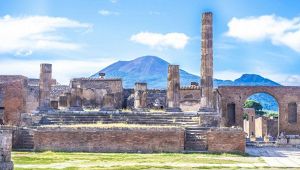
[0,15,91,55]
[130,32,190,49]
[226,14,300,52]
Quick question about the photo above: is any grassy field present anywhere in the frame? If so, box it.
[12,151,267,170]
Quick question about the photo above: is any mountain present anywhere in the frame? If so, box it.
[92,56,199,89]
[92,55,280,88]
[91,55,280,111]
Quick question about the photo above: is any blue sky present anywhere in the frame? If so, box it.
[0,0,300,85]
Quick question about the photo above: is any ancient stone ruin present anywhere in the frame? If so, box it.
[0,127,14,170]
[0,11,299,156]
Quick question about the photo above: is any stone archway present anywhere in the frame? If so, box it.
[218,86,300,135]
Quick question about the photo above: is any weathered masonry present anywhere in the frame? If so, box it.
[200,12,214,112]
[166,65,182,112]
[0,127,14,170]
[218,86,300,135]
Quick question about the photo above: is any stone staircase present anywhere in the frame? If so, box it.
[13,128,34,151]
[38,112,200,126]
[184,127,209,151]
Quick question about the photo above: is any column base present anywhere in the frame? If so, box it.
[165,107,182,112]
[197,111,221,127]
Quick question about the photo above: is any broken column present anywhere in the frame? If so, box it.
[198,12,220,127]
[38,63,52,112]
[166,65,181,112]
[0,128,14,170]
[133,82,148,112]
[199,12,214,112]
[69,80,83,111]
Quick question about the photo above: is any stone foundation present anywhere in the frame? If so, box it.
[207,127,245,153]
[33,127,184,153]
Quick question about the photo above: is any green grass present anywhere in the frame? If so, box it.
[12,151,265,170]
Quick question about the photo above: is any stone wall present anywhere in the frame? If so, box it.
[207,128,245,153]
[218,86,300,135]
[0,127,14,170]
[71,78,123,109]
[33,127,184,153]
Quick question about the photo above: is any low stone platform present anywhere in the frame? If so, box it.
[35,111,201,126]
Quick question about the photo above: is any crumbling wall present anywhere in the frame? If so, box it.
[33,127,184,153]
[71,78,123,109]
[124,89,166,110]
[0,80,27,126]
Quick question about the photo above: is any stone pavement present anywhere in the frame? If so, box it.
[246,146,300,168]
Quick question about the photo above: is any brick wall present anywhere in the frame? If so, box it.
[33,127,184,153]
[207,128,245,153]
[1,80,27,126]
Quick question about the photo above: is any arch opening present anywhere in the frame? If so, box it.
[243,92,279,140]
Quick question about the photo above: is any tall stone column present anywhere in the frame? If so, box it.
[198,12,220,127]
[199,12,214,112]
[133,82,148,112]
[166,65,181,112]
[38,63,52,112]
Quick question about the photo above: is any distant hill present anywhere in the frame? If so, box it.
[91,55,280,111]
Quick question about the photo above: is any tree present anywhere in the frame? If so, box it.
[244,100,263,111]
[244,100,265,116]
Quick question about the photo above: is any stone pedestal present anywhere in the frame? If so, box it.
[198,112,220,127]
[0,128,14,170]
[100,94,117,111]
[133,83,149,112]
[69,81,83,111]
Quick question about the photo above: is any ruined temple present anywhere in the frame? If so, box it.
[0,11,300,156]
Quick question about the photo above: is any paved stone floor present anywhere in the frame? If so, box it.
[246,146,300,168]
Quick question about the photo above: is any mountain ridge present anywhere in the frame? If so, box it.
[91,55,280,88]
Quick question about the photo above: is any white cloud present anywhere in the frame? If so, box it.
[0,15,91,56]
[98,10,120,16]
[130,32,190,49]
[0,59,114,85]
[226,15,300,52]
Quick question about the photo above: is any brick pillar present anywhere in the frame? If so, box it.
[166,65,181,112]
[0,128,14,170]
[133,83,148,111]
[244,108,256,138]
[39,63,52,112]
[69,80,83,111]
[199,12,214,112]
